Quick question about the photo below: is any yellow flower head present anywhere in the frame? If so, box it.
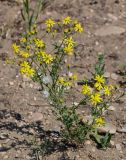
[108,84,114,90]
[64,36,76,47]
[45,19,55,28]
[64,81,72,87]
[104,86,111,96]
[63,16,71,25]
[58,77,71,87]
[34,38,45,48]
[20,61,35,77]
[94,75,105,84]
[20,50,30,58]
[20,61,30,68]
[64,44,73,55]
[12,43,20,54]
[74,23,83,33]
[70,74,78,81]
[95,117,105,127]
[64,29,69,33]
[90,93,102,105]
[94,82,103,91]
[43,54,53,64]
[20,37,26,43]
[58,77,65,85]
[82,84,91,95]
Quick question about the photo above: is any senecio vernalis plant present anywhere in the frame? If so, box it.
[11,17,116,146]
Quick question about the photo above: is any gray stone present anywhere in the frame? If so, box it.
[97,123,116,134]
[30,112,43,122]
[51,126,60,133]
[111,73,118,80]
[95,26,125,36]
[116,144,122,151]
[8,81,14,86]
[104,72,110,78]
[85,140,91,145]
[110,140,115,146]
[108,106,116,111]
[107,13,118,21]
[117,126,126,133]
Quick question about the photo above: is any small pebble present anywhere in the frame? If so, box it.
[111,73,118,80]
[117,126,126,133]
[97,123,116,134]
[108,106,116,111]
[85,140,91,145]
[110,140,115,146]
[3,155,8,159]
[29,83,33,88]
[92,147,96,152]
[9,81,14,86]
[104,72,110,78]
[116,144,122,151]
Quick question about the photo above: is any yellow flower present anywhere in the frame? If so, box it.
[70,74,77,81]
[43,54,53,64]
[94,75,105,84]
[58,77,65,85]
[63,16,71,25]
[64,81,72,87]
[90,93,102,105]
[94,82,103,91]
[20,61,35,77]
[20,37,26,43]
[26,45,30,50]
[20,50,30,58]
[74,23,83,33]
[20,61,29,67]
[109,84,114,90]
[104,86,111,96]
[34,38,45,48]
[45,19,55,28]
[64,36,76,47]
[12,43,20,53]
[95,117,105,127]
[64,44,73,55]
[64,29,69,33]
[58,77,71,87]
[82,84,91,95]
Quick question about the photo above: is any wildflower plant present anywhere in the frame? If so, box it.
[10,16,119,146]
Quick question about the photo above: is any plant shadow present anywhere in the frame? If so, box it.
[0,109,77,159]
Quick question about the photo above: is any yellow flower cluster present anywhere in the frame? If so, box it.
[20,37,27,43]
[64,36,76,55]
[45,17,83,34]
[82,74,114,106]
[36,51,54,64]
[20,61,35,77]
[58,77,72,87]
